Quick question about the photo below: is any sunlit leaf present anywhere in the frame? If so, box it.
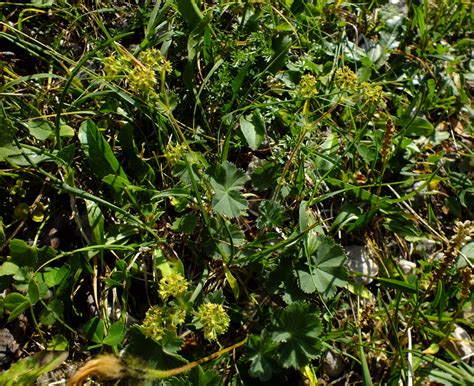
[295,236,347,298]
[208,161,248,218]
[0,351,68,385]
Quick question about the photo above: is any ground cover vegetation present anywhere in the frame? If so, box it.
[0,0,473,384]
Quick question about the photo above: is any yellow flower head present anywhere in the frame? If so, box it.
[334,67,358,91]
[298,74,318,98]
[128,66,157,93]
[195,303,230,341]
[159,273,189,301]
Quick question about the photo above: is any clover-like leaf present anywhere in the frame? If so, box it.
[208,161,248,218]
[269,302,322,369]
[296,236,347,299]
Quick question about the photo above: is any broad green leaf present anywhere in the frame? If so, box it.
[4,292,30,321]
[118,123,155,183]
[296,236,347,298]
[24,120,53,141]
[246,333,279,381]
[154,248,184,277]
[47,334,68,351]
[86,199,105,244]
[78,119,129,181]
[103,321,126,346]
[59,124,74,137]
[269,302,322,369]
[0,145,50,166]
[171,212,198,234]
[102,174,133,191]
[9,239,38,267]
[187,12,211,60]
[124,326,187,369]
[0,351,68,385]
[41,266,69,288]
[239,112,265,151]
[403,116,434,137]
[257,200,286,229]
[8,240,56,272]
[209,161,248,218]
[0,262,20,276]
[250,161,279,192]
[57,144,76,164]
[175,0,203,28]
[0,116,16,146]
[27,279,40,305]
[83,316,105,344]
[40,299,64,326]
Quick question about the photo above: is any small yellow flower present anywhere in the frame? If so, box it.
[159,273,189,301]
[139,48,163,68]
[164,142,188,165]
[103,55,123,77]
[195,303,230,341]
[141,305,186,342]
[334,67,358,91]
[128,66,157,93]
[298,74,318,98]
[161,59,173,74]
[141,306,166,341]
[360,81,383,104]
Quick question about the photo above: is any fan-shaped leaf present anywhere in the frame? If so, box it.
[208,161,248,217]
[296,236,347,298]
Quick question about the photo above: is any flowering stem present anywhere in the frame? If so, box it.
[271,100,338,201]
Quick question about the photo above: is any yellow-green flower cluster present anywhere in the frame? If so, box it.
[164,142,188,165]
[102,48,172,96]
[159,273,189,301]
[298,74,318,98]
[141,306,164,340]
[139,48,172,74]
[128,66,157,94]
[334,67,358,91]
[139,48,163,67]
[103,55,124,77]
[195,303,230,341]
[360,81,383,104]
[141,305,186,342]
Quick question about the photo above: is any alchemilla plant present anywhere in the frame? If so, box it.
[0,1,472,385]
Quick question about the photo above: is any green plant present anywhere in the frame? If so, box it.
[0,0,472,384]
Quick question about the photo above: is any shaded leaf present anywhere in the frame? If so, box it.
[240,112,265,151]
[24,120,53,141]
[78,119,129,181]
[257,200,287,229]
[246,333,279,381]
[4,292,30,322]
[103,321,126,347]
[269,302,322,369]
